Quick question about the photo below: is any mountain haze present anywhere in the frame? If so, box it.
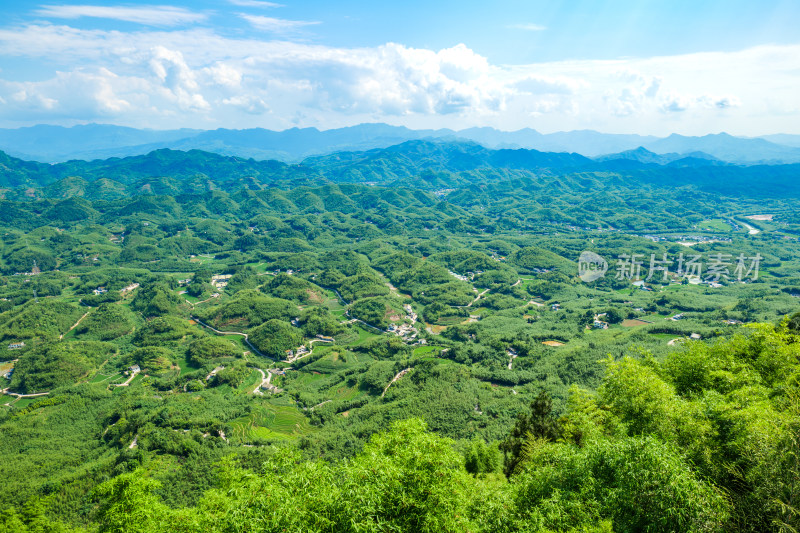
[2,123,800,164]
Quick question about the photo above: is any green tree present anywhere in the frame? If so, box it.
[464,438,501,475]
[500,390,561,477]
[248,319,303,359]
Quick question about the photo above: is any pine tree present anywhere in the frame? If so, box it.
[500,390,561,477]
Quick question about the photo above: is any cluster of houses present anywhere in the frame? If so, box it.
[448,270,491,283]
[387,304,422,342]
[387,322,419,341]
[448,270,471,282]
[211,274,233,289]
[591,313,609,330]
[285,345,309,360]
[285,335,335,362]
[92,283,141,296]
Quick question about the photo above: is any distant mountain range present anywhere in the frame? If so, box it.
[1,123,800,165]
[2,140,799,201]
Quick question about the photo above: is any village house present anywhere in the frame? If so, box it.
[7,342,25,350]
[120,283,140,294]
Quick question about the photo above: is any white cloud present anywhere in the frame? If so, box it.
[204,63,243,88]
[238,14,320,33]
[149,46,210,111]
[34,5,207,26]
[508,23,547,31]
[0,68,142,121]
[514,75,585,95]
[223,94,269,114]
[0,21,797,134]
[228,0,283,7]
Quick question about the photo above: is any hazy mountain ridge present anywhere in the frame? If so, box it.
[1,140,799,202]
[1,123,800,164]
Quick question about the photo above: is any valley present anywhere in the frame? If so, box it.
[0,140,799,532]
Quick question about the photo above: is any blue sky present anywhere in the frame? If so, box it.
[0,0,799,134]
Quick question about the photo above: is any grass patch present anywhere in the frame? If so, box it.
[239,369,262,391]
[412,346,439,357]
[346,325,381,347]
[648,332,678,340]
[175,354,201,377]
[10,397,37,410]
[698,219,732,232]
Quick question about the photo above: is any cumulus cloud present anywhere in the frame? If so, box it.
[223,94,269,114]
[34,5,207,26]
[149,46,210,111]
[338,43,506,115]
[204,63,243,88]
[0,21,795,133]
[0,67,145,121]
[603,71,663,116]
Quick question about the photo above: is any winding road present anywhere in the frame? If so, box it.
[382,368,412,398]
[467,288,491,307]
[285,338,333,363]
[190,316,273,360]
[113,368,140,387]
[3,390,50,399]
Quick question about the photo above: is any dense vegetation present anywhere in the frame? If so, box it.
[1,141,800,531]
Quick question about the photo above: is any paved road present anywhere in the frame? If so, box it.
[113,368,140,387]
[467,288,491,307]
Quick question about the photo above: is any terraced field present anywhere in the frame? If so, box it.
[229,400,315,443]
